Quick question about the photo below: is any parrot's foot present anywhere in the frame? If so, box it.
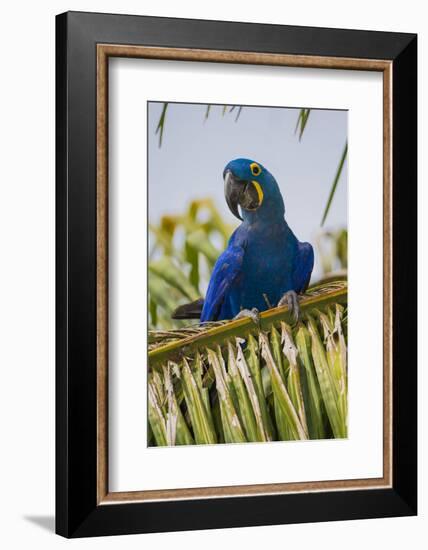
[277,290,301,324]
[234,307,260,326]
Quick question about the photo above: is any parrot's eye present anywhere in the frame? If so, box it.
[250,162,261,176]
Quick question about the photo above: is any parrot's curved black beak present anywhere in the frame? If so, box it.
[224,170,264,220]
[224,170,243,220]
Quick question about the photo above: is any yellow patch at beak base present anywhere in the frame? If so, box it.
[251,180,264,206]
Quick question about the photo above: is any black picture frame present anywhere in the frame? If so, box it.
[56,11,417,538]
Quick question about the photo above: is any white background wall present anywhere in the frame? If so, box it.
[0,0,424,548]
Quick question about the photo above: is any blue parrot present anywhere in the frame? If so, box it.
[172,158,314,323]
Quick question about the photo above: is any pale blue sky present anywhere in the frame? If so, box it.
[148,102,347,279]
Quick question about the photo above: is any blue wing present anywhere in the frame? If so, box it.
[200,236,245,322]
[293,242,314,293]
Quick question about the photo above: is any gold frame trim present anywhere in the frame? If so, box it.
[96,44,393,505]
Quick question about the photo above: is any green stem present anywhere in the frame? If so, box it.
[321,142,348,227]
[155,103,168,147]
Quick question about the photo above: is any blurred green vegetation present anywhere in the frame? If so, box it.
[149,199,234,329]
[316,228,348,276]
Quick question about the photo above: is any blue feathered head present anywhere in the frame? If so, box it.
[223,158,285,222]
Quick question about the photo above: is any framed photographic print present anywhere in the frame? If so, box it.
[56,11,417,538]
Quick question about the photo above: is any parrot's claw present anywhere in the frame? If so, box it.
[278,290,301,324]
[234,307,260,326]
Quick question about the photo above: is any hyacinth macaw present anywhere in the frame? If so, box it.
[172,158,314,323]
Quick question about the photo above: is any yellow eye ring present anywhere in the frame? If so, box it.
[250,162,261,176]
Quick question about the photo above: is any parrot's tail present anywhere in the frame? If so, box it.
[171,298,204,320]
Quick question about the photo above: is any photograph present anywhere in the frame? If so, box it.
[147,101,348,447]
[0,0,421,545]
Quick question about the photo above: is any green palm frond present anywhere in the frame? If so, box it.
[321,142,348,226]
[295,108,311,140]
[148,281,348,446]
[155,102,168,147]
